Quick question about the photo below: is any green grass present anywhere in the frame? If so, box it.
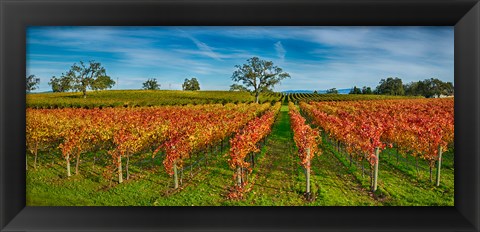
[309,144,379,206]
[27,144,235,206]
[239,105,379,206]
[317,138,454,206]
[240,105,307,205]
[26,90,281,108]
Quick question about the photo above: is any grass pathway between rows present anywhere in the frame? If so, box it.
[243,105,378,206]
[316,127,454,206]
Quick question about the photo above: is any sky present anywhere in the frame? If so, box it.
[27,26,454,92]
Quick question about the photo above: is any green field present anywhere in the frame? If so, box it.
[26,90,281,108]
[26,90,421,109]
[26,95,453,206]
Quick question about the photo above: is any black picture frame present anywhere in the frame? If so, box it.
[1,0,479,231]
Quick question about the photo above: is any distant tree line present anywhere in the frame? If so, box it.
[349,86,373,94]
[348,77,453,98]
[403,78,454,98]
[30,57,452,100]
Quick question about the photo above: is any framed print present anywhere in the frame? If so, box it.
[1,0,479,231]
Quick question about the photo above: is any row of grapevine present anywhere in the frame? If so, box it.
[158,103,272,188]
[281,93,419,104]
[300,98,454,190]
[288,102,321,199]
[26,103,273,188]
[227,102,281,198]
[305,94,420,102]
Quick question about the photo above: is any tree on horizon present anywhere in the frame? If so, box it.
[142,78,160,90]
[375,77,404,96]
[182,78,200,91]
[48,61,115,97]
[231,57,290,103]
[326,88,338,94]
[26,74,40,93]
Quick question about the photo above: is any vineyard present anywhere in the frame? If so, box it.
[300,98,454,191]
[26,90,422,109]
[27,103,277,187]
[280,93,420,103]
[27,90,282,108]
[26,94,454,206]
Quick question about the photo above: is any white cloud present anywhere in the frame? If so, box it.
[274,41,286,61]
[179,32,223,61]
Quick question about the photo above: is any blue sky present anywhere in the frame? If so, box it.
[27,26,454,92]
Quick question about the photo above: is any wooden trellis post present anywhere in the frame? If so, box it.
[306,148,311,195]
[173,159,179,189]
[117,155,123,183]
[436,146,443,186]
[67,154,71,177]
[372,147,380,192]
[236,166,242,187]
